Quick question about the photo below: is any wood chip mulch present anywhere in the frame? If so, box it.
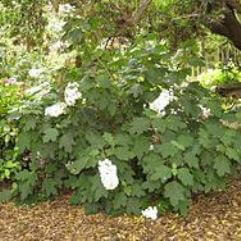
[1,179,241,241]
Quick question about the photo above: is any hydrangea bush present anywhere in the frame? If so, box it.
[1,41,240,216]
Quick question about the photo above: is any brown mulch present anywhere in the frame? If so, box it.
[1,180,241,241]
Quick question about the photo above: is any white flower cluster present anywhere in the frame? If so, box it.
[45,102,66,117]
[49,40,65,52]
[28,68,44,78]
[44,82,82,118]
[48,19,66,32]
[98,159,119,190]
[64,82,82,106]
[150,90,174,114]
[142,206,158,220]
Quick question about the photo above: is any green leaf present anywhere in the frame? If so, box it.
[59,132,75,152]
[214,155,231,177]
[0,189,12,203]
[225,147,240,161]
[158,143,179,158]
[142,180,161,192]
[220,131,235,146]
[205,121,225,138]
[177,168,194,186]
[130,183,146,197]
[24,117,37,131]
[66,158,88,174]
[171,140,185,151]
[114,146,134,160]
[198,128,212,148]
[43,128,59,143]
[85,131,105,149]
[152,118,166,133]
[97,74,111,89]
[103,132,115,146]
[18,132,31,153]
[126,198,142,215]
[177,134,193,148]
[129,117,150,135]
[150,165,172,182]
[91,175,108,202]
[166,116,186,131]
[133,136,150,159]
[115,133,133,147]
[113,192,127,210]
[184,152,199,169]
[42,178,58,197]
[164,181,186,207]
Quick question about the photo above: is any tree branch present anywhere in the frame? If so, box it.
[130,0,152,25]
[205,5,241,51]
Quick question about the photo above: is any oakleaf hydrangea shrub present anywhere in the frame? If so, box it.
[5,44,241,216]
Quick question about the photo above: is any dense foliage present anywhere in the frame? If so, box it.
[0,84,23,181]
[0,0,241,217]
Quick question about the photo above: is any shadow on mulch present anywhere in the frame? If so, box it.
[1,179,241,241]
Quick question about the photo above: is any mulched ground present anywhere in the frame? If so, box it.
[1,179,241,241]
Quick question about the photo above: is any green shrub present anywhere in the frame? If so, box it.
[0,83,23,115]
[5,49,241,216]
[0,120,20,181]
[0,83,23,183]
[2,41,241,216]
[198,67,241,88]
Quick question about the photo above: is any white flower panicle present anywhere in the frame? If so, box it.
[150,90,174,113]
[45,102,66,117]
[142,206,158,220]
[64,82,82,106]
[28,68,44,78]
[98,159,119,190]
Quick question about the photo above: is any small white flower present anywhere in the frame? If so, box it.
[64,82,82,106]
[149,144,154,151]
[150,90,174,113]
[98,159,119,190]
[5,77,17,85]
[59,3,75,14]
[142,206,158,220]
[199,105,211,119]
[45,102,66,117]
[28,68,44,78]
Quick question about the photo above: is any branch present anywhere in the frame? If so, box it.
[130,0,152,25]
[225,0,241,13]
[205,6,241,51]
